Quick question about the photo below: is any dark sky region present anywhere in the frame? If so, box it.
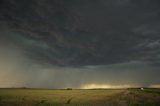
[0,0,160,88]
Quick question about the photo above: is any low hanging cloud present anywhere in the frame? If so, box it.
[0,46,160,88]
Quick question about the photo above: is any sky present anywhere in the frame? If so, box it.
[0,0,160,88]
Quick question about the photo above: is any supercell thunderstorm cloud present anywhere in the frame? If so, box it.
[0,0,160,88]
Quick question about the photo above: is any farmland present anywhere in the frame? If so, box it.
[0,88,160,106]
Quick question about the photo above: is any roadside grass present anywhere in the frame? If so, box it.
[126,89,160,106]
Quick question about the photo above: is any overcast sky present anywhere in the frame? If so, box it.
[0,0,160,88]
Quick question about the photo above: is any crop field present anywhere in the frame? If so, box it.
[0,88,160,106]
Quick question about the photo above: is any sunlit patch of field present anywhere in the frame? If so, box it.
[0,89,125,106]
[0,88,160,106]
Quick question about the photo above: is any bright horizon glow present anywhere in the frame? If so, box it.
[81,84,139,89]
[149,85,160,88]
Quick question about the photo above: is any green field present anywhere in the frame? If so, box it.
[0,88,160,106]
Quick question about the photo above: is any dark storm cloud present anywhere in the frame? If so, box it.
[0,0,160,66]
[0,0,160,88]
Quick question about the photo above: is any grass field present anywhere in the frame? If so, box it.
[0,88,160,106]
